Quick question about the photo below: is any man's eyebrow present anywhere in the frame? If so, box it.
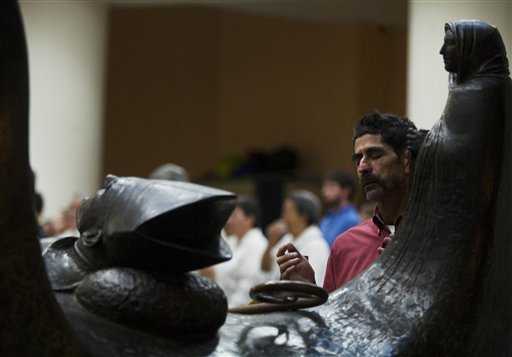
[351,153,362,162]
[355,146,385,154]
[366,147,385,154]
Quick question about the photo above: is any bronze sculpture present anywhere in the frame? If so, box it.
[44,175,235,290]
[42,175,236,340]
[1,0,511,354]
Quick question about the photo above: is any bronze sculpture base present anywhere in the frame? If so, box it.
[75,269,228,340]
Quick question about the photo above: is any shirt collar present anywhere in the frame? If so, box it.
[372,207,402,235]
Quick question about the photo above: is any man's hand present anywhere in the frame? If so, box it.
[377,236,392,255]
[276,243,316,284]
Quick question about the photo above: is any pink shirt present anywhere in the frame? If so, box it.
[323,215,391,293]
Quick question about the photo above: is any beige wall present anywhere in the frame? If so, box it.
[217,13,406,174]
[21,2,107,217]
[104,7,221,179]
[104,7,406,179]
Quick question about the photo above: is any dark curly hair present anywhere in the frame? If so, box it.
[353,111,425,160]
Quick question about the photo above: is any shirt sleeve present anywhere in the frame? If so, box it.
[228,242,267,306]
[300,238,330,286]
[216,234,269,307]
[323,252,337,292]
[235,237,268,287]
[322,231,353,293]
[333,213,360,242]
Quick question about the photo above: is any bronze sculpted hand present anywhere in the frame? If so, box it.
[276,243,316,284]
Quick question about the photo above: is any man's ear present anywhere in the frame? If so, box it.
[402,150,412,176]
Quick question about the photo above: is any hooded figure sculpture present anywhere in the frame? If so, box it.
[2,5,512,356]
[392,20,512,355]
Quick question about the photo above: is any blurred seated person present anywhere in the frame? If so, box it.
[260,190,330,285]
[41,195,81,237]
[202,196,267,307]
[320,170,360,247]
[149,163,189,182]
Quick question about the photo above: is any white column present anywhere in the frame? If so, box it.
[20,1,108,218]
[407,0,512,129]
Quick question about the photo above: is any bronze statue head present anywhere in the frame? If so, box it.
[440,20,509,83]
[44,175,235,290]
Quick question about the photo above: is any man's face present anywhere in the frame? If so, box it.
[282,199,303,228]
[224,207,253,238]
[440,28,457,73]
[322,180,347,207]
[352,134,410,202]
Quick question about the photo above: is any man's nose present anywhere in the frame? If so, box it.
[439,44,445,55]
[357,158,371,175]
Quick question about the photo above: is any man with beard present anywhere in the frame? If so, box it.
[276,112,423,292]
[319,170,360,247]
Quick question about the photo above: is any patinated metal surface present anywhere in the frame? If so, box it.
[43,175,235,290]
[229,280,329,314]
[2,2,511,355]
[76,269,228,339]
[42,175,235,339]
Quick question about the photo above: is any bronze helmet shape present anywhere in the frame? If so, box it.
[44,175,236,291]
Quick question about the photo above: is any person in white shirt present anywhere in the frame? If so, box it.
[260,190,330,285]
[208,196,268,307]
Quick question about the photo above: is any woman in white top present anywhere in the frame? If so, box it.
[261,190,330,285]
[208,197,268,307]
